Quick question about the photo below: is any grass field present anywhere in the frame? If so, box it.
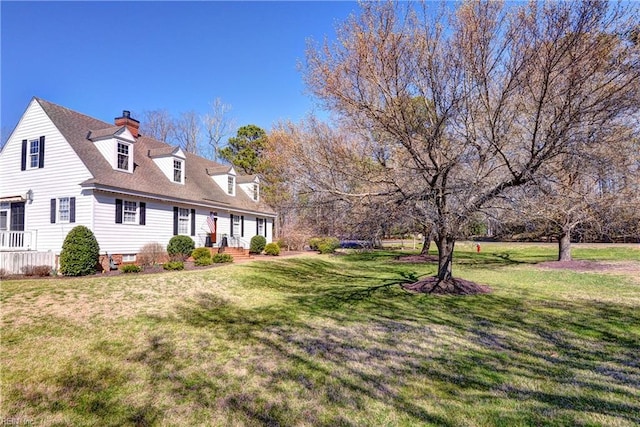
[1,243,639,426]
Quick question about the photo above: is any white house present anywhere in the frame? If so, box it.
[0,97,275,268]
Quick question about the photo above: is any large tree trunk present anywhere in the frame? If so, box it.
[420,226,433,255]
[558,231,572,261]
[435,235,455,281]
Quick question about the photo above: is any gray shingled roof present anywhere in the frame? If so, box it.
[148,146,181,158]
[236,174,259,184]
[36,98,275,215]
[87,126,125,141]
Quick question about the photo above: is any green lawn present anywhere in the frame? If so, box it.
[1,243,639,426]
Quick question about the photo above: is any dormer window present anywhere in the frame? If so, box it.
[117,142,130,171]
[227,176,235,195]
[173,160,183,183]
[253,183,259,201]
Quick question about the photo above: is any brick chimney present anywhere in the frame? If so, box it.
[115,110,140,138]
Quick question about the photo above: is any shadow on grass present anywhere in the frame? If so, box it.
[13,253,638,425]
[155,256,639,424]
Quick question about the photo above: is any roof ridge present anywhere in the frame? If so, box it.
[35,97,112,129]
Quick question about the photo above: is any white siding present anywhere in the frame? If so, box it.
[94,139,115,169]
[152,156,184,184]
[0,99,93,253]
[211,172,236,195]
[239,182,259,201]
[92,194,239,253]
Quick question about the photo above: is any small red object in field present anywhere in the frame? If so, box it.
[476,244,481,253]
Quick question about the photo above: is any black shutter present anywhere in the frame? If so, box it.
[256,218,259,236]
[190,209,196,236]
[38,136,45,168]
[21,140,27,171]
[173,207,179,235]
[139,202,146,225]
[241,216,244,237]
[50,199,56,223]
[115,199,123,223]
[230,214,234,236]
[70,197,76,223]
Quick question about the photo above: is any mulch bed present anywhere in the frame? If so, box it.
[537,260,610,271]
[394,254,439,263]
[403,277,492,295]
[393,254,491,295]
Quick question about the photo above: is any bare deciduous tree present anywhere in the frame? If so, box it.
[139,110,176,143]
[302,1,639,291]
[174,111,202,155]
[202,98,235,162]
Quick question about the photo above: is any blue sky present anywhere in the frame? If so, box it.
[1,1,359,137]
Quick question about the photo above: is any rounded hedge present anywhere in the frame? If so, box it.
[212,253,234,263]
[264,242,280,256]
[249,235,267,254]
[59,225,100,276]
[192,247,213,266]
[167,236,195,260]
[192,247,212,261]
[163,261,184,271]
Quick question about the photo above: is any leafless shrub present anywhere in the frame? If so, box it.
[21,265,35,276]
[33,265,52,277]
[277,222,315,251]
[138,242,167,267]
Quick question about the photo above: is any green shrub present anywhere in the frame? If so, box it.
[195,257,212,266]
[192,247,212,263]
[310,237,340,254]
[121,264,142,274]
[264,243,280,256]
[192,247,213,267]
[163,261,184,271]
[60,226,100,276]
[308,237,322,251]
[167,236,195,261]
[212,253,234,263]
[250,235,267,254]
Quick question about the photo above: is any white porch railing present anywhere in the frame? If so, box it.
[0,231,34,251]
[228,236,249,249]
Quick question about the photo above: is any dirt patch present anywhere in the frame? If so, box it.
[395,254,438,263]
[403,277,492,295]
[537,260,640,275]
[537,260,611,271]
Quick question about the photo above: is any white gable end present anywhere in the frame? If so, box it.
[239,177,260,201]
[149,147,186,184]
[0,98,93,252]
[211,167,237,195]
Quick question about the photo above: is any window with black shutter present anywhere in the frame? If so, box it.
[69,197,76,223]
[115,199,123,223]
[139,202,146,225]
[173,207,179,235]
[191,209,196,236]
[50,199,56,223]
